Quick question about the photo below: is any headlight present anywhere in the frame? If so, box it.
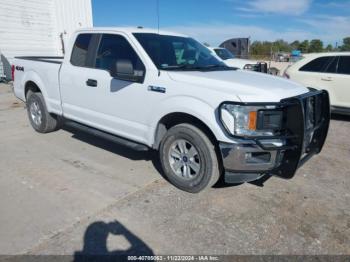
[220,103,283,137]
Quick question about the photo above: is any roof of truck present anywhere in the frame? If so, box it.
[76,27,188,37]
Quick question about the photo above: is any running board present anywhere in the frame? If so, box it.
[64,121,149,151]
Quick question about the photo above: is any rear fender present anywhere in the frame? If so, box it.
[19,71,57,114]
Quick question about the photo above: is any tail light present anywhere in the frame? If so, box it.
[11,65,15,81]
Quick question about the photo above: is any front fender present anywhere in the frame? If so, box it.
[148,96,232,145]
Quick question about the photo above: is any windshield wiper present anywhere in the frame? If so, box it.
[161,63,205,71]
[196,64,237,71]
[203,64,227,69]
[160,64,189,70]
[161,64,236,71]
[205,64,238,70]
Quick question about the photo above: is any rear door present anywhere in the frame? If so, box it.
[60,33,95,120]
[296,56,338,104]
[333,56,350,108]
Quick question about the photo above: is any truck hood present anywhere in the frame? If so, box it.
[167,70,309,103]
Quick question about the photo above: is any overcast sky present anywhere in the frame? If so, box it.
[92,0,350,46]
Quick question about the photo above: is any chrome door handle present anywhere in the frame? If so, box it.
[321,77,332,82]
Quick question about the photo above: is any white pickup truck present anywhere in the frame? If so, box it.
[13,27,330,193]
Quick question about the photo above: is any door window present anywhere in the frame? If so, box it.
[299,56,333,73]
[95,34,145,76]
[337,56,350,75]
[324,57,338,73]
[70,34,93,67]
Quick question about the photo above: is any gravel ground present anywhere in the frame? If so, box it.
[0,83,349,257]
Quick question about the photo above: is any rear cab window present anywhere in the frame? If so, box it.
[70,34,93,67]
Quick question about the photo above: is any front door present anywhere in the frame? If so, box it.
[60,33,159,145]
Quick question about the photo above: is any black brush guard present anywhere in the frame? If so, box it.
[256,62,268,73]
[262,90,330,179]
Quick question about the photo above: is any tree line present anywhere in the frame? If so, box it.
[250,37,350,58]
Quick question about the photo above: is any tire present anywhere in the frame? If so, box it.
[159,123,220,193]
[26,91,61,133]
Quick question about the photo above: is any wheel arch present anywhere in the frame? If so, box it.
[25,80,42,98]
[153,112,220,150]
[20,71,48,102]
[154,112,221,149]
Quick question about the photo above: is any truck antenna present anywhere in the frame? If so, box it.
[157,0,161,76]
[157,0,160,34]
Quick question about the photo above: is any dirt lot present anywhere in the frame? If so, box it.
[0,83,349,256]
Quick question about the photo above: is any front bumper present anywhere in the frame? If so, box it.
[219,90,330,184]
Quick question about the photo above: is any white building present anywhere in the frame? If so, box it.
[0,0,93,80]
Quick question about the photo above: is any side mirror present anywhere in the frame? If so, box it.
[113,59,144,83]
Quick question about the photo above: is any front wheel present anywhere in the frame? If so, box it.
[159,124,220,193]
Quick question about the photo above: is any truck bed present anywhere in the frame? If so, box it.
[13,56,64,115]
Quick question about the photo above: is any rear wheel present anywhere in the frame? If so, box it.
[26,91,61,133]
[159,124,220,193]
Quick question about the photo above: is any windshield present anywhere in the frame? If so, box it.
[133,33,232,71]
[214,48,234,60]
